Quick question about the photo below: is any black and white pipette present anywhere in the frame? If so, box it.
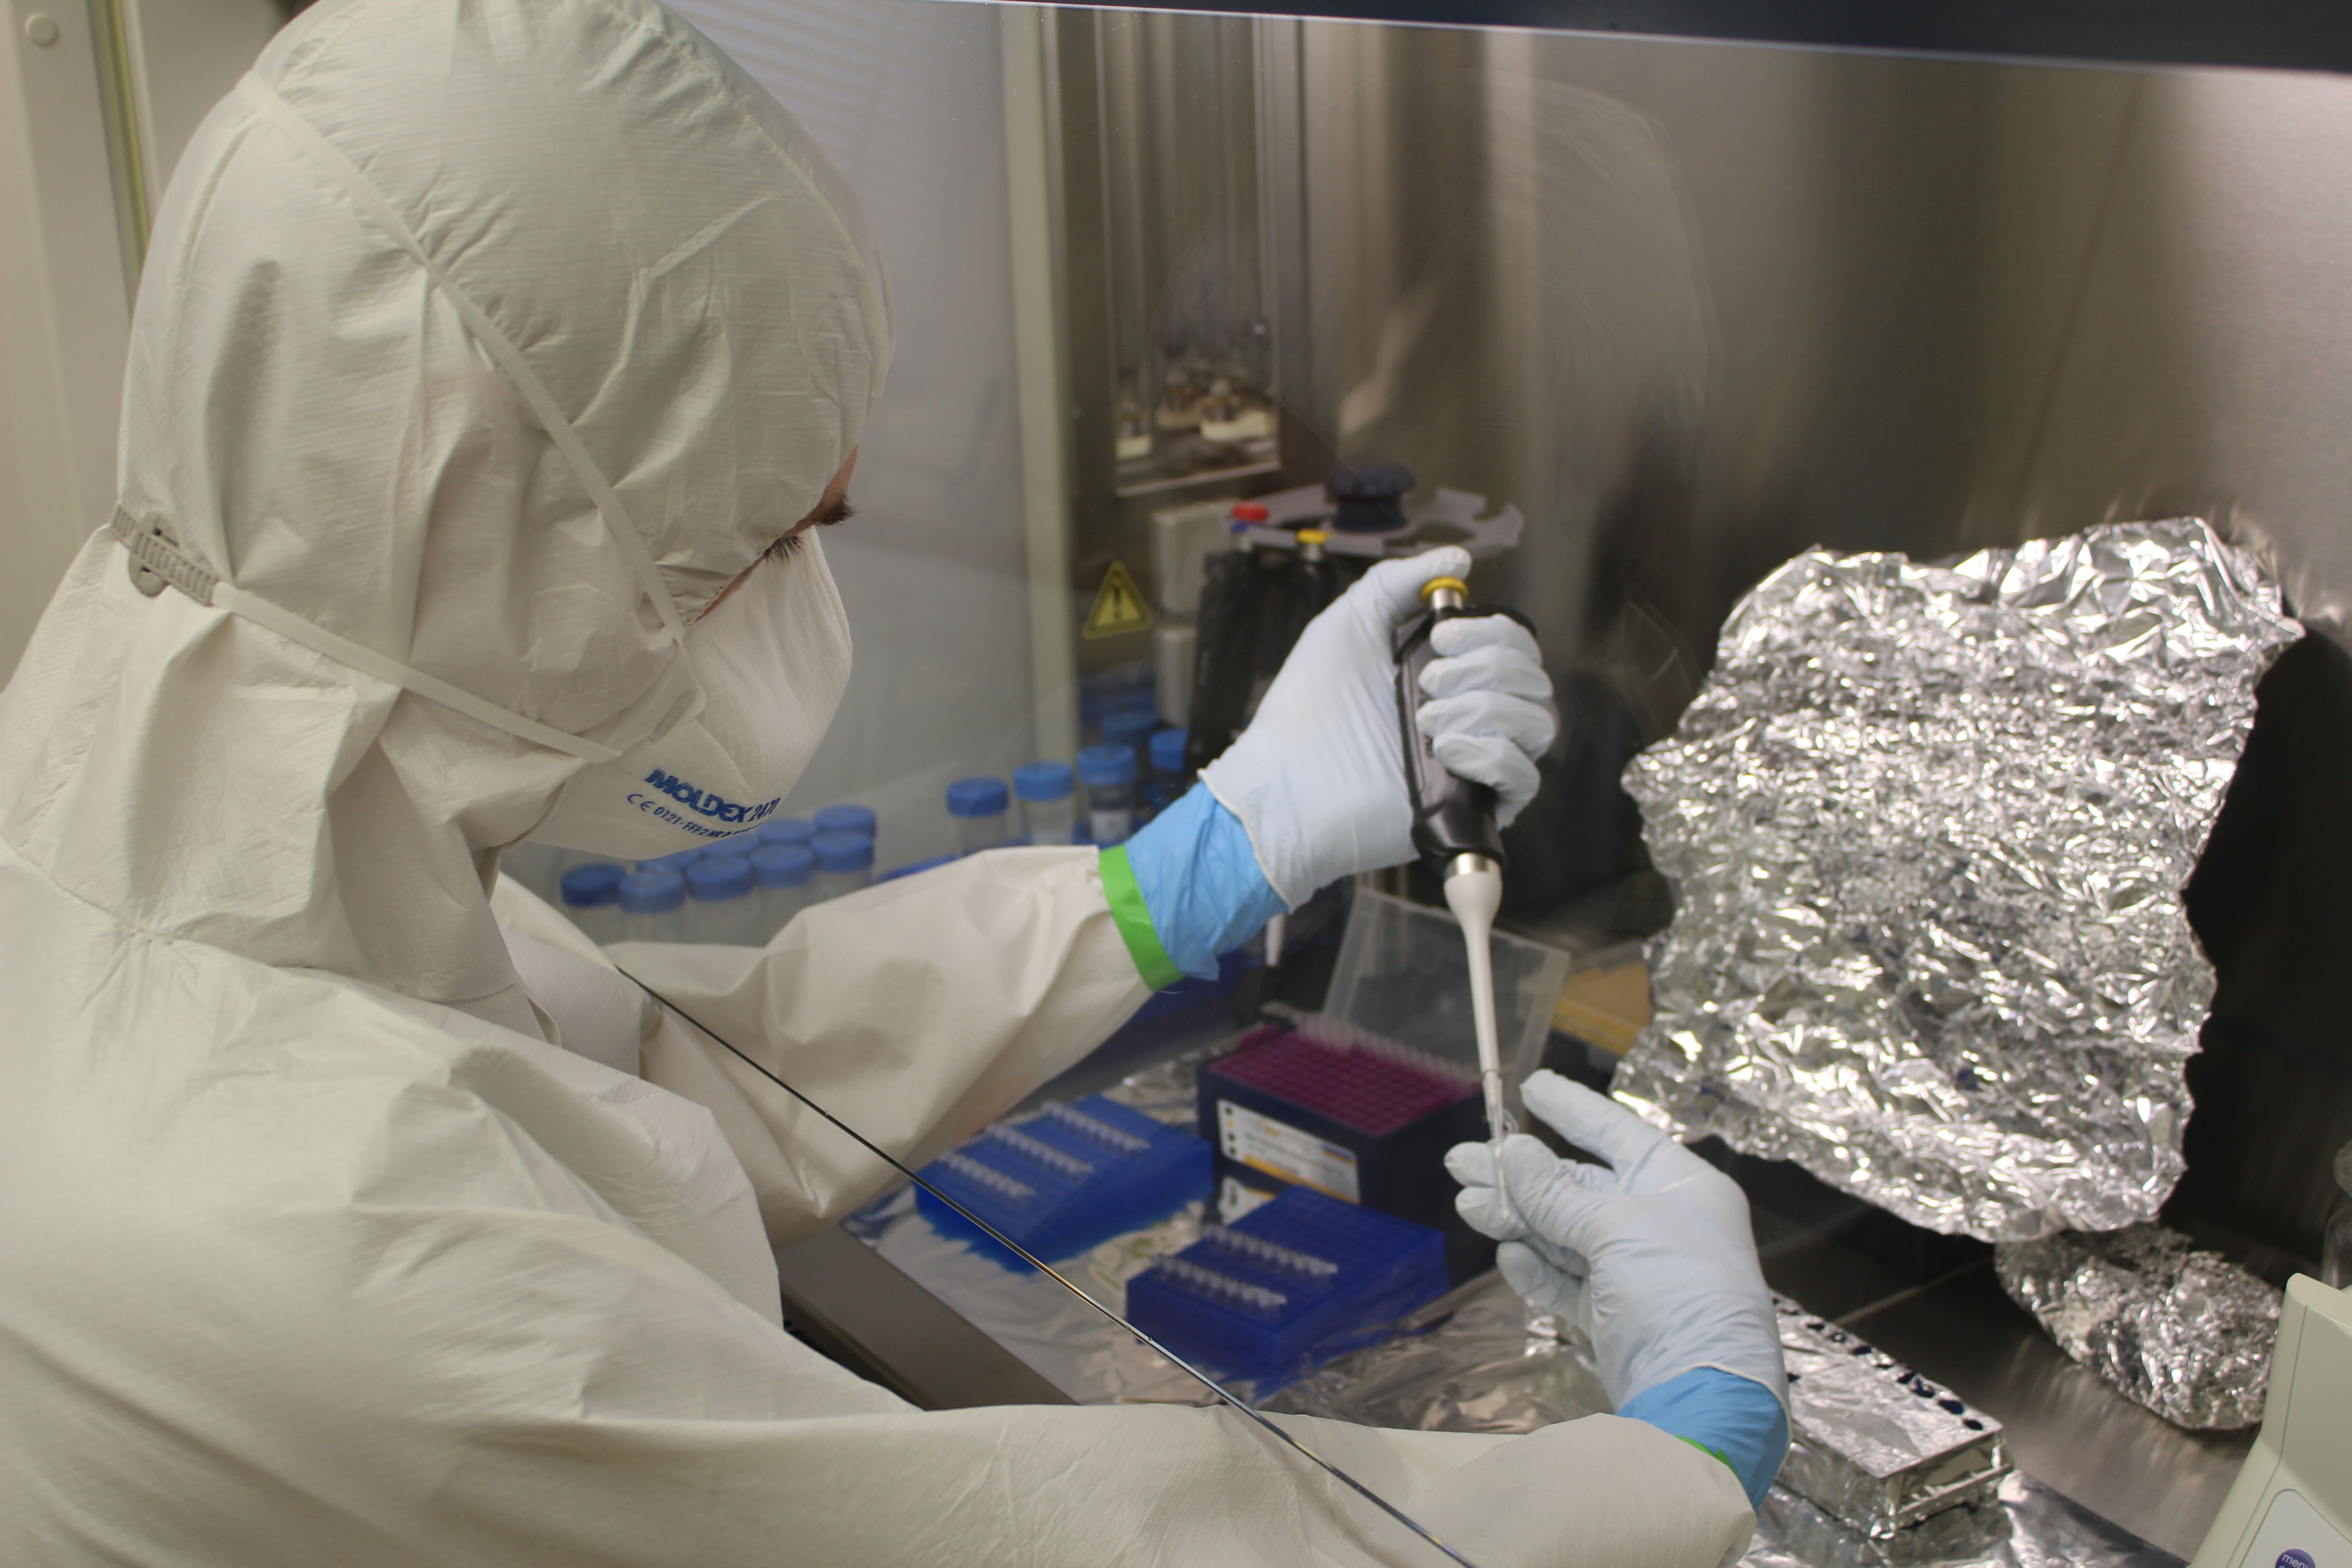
[1392,574,1516,1159]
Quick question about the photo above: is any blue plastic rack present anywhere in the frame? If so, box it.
[1125,1186,1450,1384]
[914,1094,1211,1270]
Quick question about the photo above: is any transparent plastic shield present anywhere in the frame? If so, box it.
[1322,888,1572,1125]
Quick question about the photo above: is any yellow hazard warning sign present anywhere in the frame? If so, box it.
[1082,559,1155,640]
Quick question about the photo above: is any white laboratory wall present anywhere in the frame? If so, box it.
[1,0,280,683]
[669,0,1046,870]
[123,0,283,192]
[1,0,132,683]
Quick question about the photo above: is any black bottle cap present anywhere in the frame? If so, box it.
[1324,461,1414,533]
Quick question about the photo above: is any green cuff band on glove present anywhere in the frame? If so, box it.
[1099,844,1182,991]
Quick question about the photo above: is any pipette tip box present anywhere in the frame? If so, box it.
[915,1094,1211,1271]
[1126,1185,1449,1383]
[1196,1018,1491,1278]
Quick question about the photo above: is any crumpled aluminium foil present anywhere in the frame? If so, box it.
[1616,521,2300,1240]
[1994,1224,2279,1430]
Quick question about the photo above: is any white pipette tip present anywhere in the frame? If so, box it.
[1441,853,1509,1140]
[1441,853,1529,1238]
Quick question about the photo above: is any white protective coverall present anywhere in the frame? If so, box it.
[0,1,1755,1563]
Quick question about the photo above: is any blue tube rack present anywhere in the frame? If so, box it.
[1125,1186,1449,1384]
[914,1095,1211,1271]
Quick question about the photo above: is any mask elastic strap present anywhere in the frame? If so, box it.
[234,74,691,655]
[110,510,692,764]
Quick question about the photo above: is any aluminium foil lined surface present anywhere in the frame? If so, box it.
[1994,1224,2279,1431]
[1616,521,2300,1240]
[1774,1299,2010,1539]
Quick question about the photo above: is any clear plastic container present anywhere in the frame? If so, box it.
[757,817,817,852]
[2324,1140,2352,1289]
[1077,744,1138,846]
[813,803,878,841]
[556,861,627,946]
[1014,760,1077,845]
[946,777,1010,856]
[617,867,686,943]
[1319,888,1574,1132]
[637,849,706,877]
[1144,725,1192,819]
[684,854,760,945]
[751,843,814,941]
[810,830,874,901]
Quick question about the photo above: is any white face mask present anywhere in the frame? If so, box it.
[529,536,851,861]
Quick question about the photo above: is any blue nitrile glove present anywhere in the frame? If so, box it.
[1114,784,1287,984]
[1200,546,1556,909]
[1448,1072,1788,1500]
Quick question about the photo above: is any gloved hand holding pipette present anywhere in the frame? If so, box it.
[1449,1070,1791,1506]
[1114,546,1556,983]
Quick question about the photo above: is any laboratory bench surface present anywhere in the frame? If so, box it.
[773,1017,2254,1567]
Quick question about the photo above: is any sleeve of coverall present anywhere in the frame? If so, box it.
[590,846,1153,1247]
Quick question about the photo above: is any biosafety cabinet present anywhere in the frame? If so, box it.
[12,2,2352,1563]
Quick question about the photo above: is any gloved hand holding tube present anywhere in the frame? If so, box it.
[1448,1070,1791,1506]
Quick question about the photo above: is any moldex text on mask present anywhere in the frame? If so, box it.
[628,768,783,838]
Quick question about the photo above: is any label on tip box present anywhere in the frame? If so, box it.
[1216,1101,1360,1203]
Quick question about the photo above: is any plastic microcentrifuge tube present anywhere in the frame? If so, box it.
[946,777,1010,857]
[756,816,817,853]
[1144,725,1192,819]
[1014,760,1077,845]
[812,803,877,841]
[557,862,627,946]
[809,830,874,901]
[616,867,686,943]
[684,854,759,945]
[751,843,813,941]
[1076,744,1138,846]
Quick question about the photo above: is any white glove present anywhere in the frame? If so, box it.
[1447,1071,1786,1411]
[1201,546,1557,907]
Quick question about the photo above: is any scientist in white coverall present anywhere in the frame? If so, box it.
[0,2,1790,1563]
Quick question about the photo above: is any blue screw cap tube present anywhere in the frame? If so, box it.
[558,861,627,946]
[1102,706,1159,754]
[1077,744,1138,846]
[946,776,1011,856]
[751,843,814,942]
[756,817,817,849]
[810,829,874,901]
[684,854,758,945]
[812,803,877,838]
[1014,760,1077,845]
[616,867,686,943]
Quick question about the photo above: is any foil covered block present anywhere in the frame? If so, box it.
[1993,1224,2279,1430]
[1775,1298,2012,1539]
[1616,520,2300,1240]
